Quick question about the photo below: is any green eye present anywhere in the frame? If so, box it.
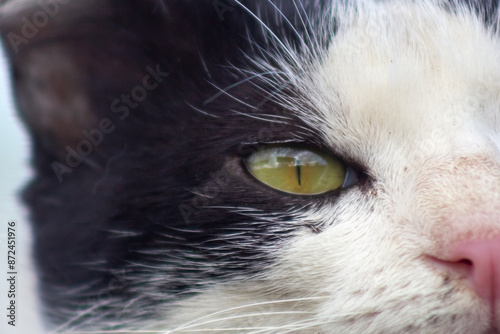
[246,146,354,195]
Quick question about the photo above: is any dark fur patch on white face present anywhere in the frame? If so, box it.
[2,0,341,328]
[2,0,500,332]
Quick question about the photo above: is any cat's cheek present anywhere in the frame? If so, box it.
[154,194,491,333]
[268,208,490,333]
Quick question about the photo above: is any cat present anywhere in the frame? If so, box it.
[2,0,500,333]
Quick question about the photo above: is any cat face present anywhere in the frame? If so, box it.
[2,0,500,332]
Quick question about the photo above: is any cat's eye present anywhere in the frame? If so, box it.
[245,146,358,195]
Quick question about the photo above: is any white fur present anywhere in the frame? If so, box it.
[153,1,500,333]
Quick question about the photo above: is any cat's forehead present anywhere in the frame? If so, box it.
[301,1,500,169]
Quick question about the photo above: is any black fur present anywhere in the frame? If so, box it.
[2,0,329,328]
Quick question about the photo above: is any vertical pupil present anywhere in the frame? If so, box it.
[296,159,301,186]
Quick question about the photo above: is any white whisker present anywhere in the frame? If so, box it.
[203,71,286,105]
[228,109,290,124]
[169,296,328,333]
[231,0,302,67]
[168,311,313,333]
[186,102,221,118]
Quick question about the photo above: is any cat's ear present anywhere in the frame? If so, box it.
[0,1,106,160]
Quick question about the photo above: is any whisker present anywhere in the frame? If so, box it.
[228,109,290,124]
[247,309,381,334]
[186,102,221,118]
[168,311,313,333]
[168,327,270,333]
[168,296,328,333]
[231,0,301,67]
[263,0,310,56]
[292,0,314,43]
[203,71,286,105]
[65,331,168,334]
[49,303,108,334]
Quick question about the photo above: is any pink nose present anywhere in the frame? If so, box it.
[440,236,500,312]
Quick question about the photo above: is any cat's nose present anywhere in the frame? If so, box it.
[432,236,500,312]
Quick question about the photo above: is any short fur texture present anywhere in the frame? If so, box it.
[2,0,500,333]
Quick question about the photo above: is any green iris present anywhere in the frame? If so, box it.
[246,146,347,195]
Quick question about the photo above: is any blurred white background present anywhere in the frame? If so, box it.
[0,37,45,333]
